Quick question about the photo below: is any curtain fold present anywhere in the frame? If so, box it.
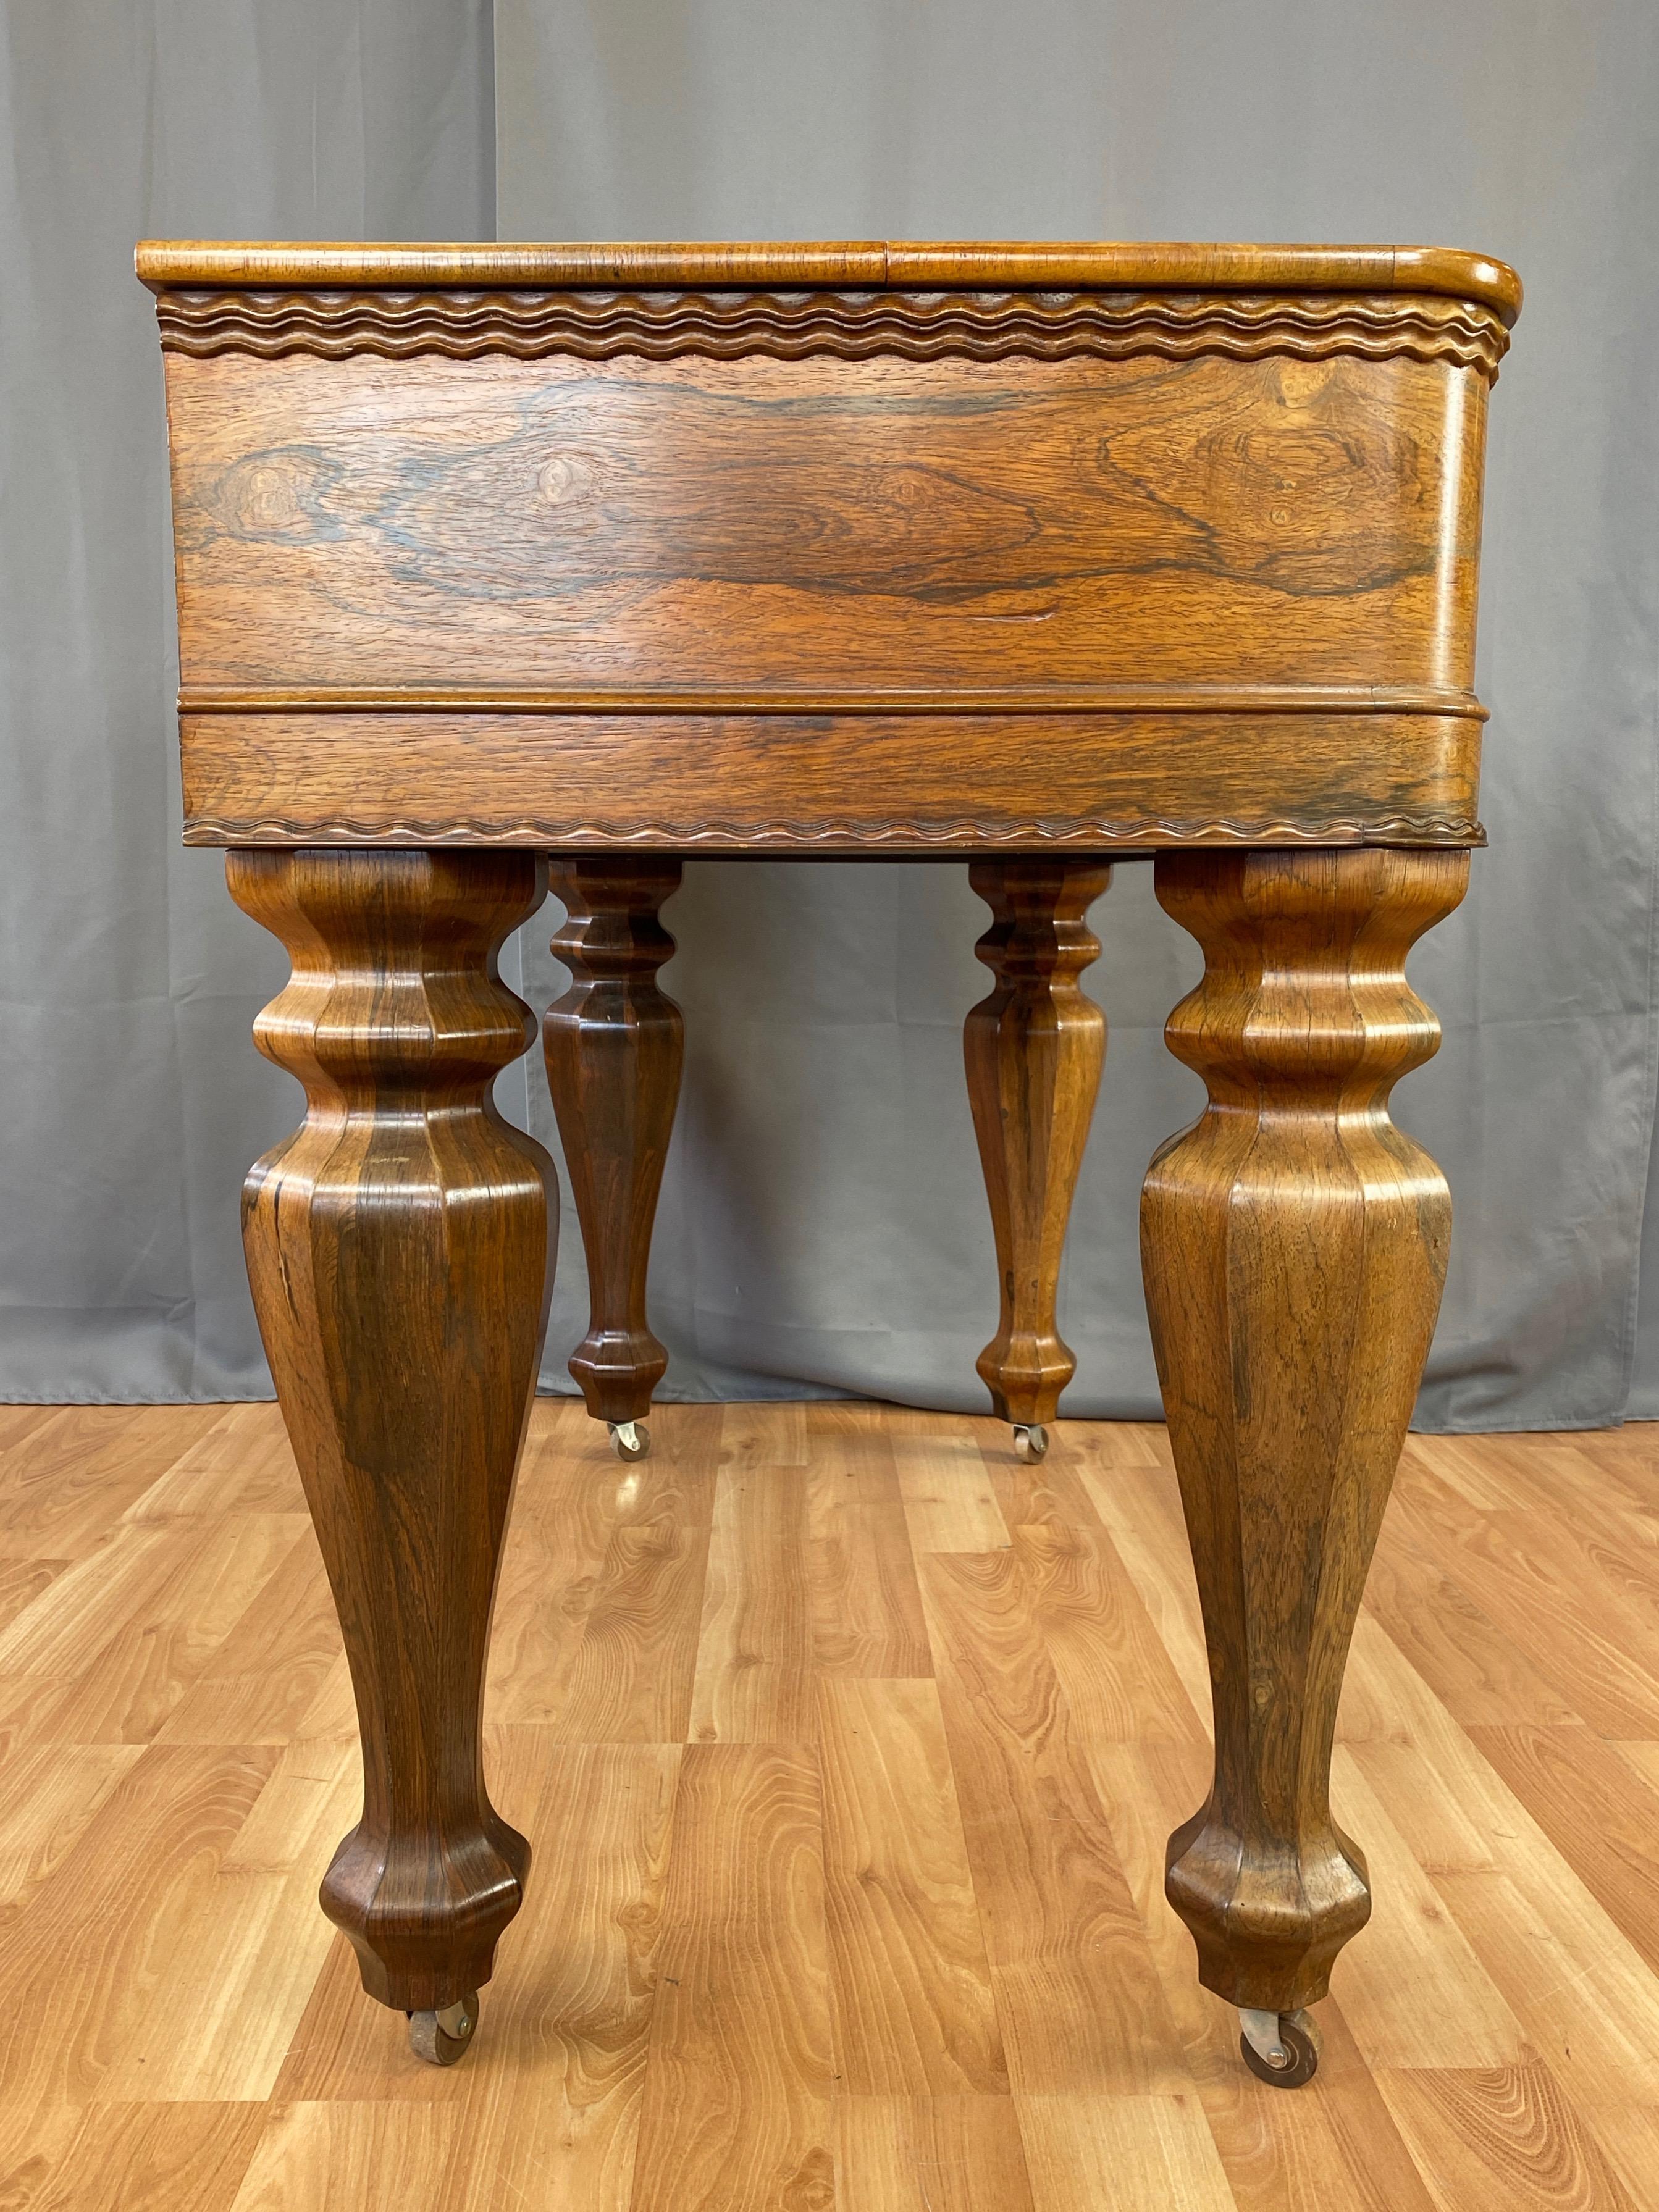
[2,0,1655,1431]
[0,0,496,1399]
[502,0,1659,1430]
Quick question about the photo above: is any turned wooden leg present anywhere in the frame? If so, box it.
[1141,847,1469,2075]
[965,858,1111,1457]
[542,858,683,1458]
[227,848,553,2040]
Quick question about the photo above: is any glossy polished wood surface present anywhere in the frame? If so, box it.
[135,237,1524,317]
[965,860,1111,1427]
[140,238,1521,2080]
[3,1401,1656,2212]
[140,237,1512,852]
[227,849,554,2011]
[1142,848,1469,2014]
[542,860,684,1426]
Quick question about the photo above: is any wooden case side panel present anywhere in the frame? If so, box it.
[179,707,1484,849]
[162,345,1489,699]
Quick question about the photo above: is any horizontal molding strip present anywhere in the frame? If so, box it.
[153,287,1511,381]
[183,812,1487,849]
[181,684,1489,721]
[135,241,1524,325]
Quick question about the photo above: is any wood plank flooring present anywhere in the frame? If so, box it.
[1,1400,1657,2210]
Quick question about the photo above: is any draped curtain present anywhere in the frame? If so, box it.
[3,0,1655,1430]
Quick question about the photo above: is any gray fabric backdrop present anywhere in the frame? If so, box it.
[4,0,1657,1429]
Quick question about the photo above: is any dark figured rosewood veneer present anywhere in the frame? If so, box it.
[140,236,1520,2083]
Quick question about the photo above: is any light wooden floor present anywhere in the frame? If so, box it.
[1,1402,1658,2210]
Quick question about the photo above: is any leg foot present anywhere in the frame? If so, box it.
[965,859,1111,1431]
[1141,848,1469,2015]
[608,1418,650,1462]
[544,860,683,1432]
[1011,1423,1048,1463]
[229,850,553,2014]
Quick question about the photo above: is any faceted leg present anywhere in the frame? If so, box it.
[542,858,684,1459]
[1140,847,1469,2079]
[965,858,1111,1459]
[227,849,554,2041]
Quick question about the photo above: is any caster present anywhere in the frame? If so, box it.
[408,1990,479,2066]
[1238,2006,1321,2088]
[1012,1423,1048,1463]
[608,1420,650,1462]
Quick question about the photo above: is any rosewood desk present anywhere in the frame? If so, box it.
[138,237,1520,2084]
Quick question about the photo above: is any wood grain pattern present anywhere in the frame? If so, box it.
[1384,1462,1659,1738]
[890,1417,1010,1555]
[543,859,684,1426]
[837,2097,1036,2212]
[482,1406,719,1746]
[817,1676,1007,2095]
[151,265,1498,847]
[178,707,1485,850]
[689,1409,814,1743]
[23,2103,265,2212]
[1016,2093,1237,2212]
[0,1740,277,2108]
[1142,848,1469,2014]
[1082,1741,1453,2212]
[25,1514,306,1745]
[541,1409,716,1744]
[0,1740,141,1916]
[0,1405,221,1559]
[179,681,1488,713]
[155,1528,345,1745]
[1321,1751,1525,2069]
[918,1544,1188,2096]
[1006,1490,1207,1750]
[4,1403,1659,2211]
[441,1738,680,2212]
[1357,1547,1576,1731]
[248,1733,680,2196]
[965,860,1111,1427]
[123,1403,305,1522]
[135,238,1524,324]
[163,350,1483,693]
[1464,1724,1659,1980]
[227,2104,460,2212]
[227,848,554,2013]
[629,1741,835,2212]
[481,1401,635,1728]
[805,1407,932,1680]
[1376,2066,1641,2212]
[0,1563,64,1649]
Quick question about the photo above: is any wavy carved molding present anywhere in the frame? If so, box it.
[155,286,1511,380]
[183,813,1486,850]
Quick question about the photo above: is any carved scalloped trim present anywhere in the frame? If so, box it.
[184,813,1486,849]
[156,287,1510,380]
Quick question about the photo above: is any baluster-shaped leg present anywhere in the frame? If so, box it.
[227,849,553,2064]
[1141,847,1468,2087]
[965,859,1112,1461]
[542,858,684,1462]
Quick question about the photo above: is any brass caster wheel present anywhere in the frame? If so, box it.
[1238,2007,1321,2088]
[1012,1423,1048,1464]
[608,1420,650,1462]
[408,1991,479,2066]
